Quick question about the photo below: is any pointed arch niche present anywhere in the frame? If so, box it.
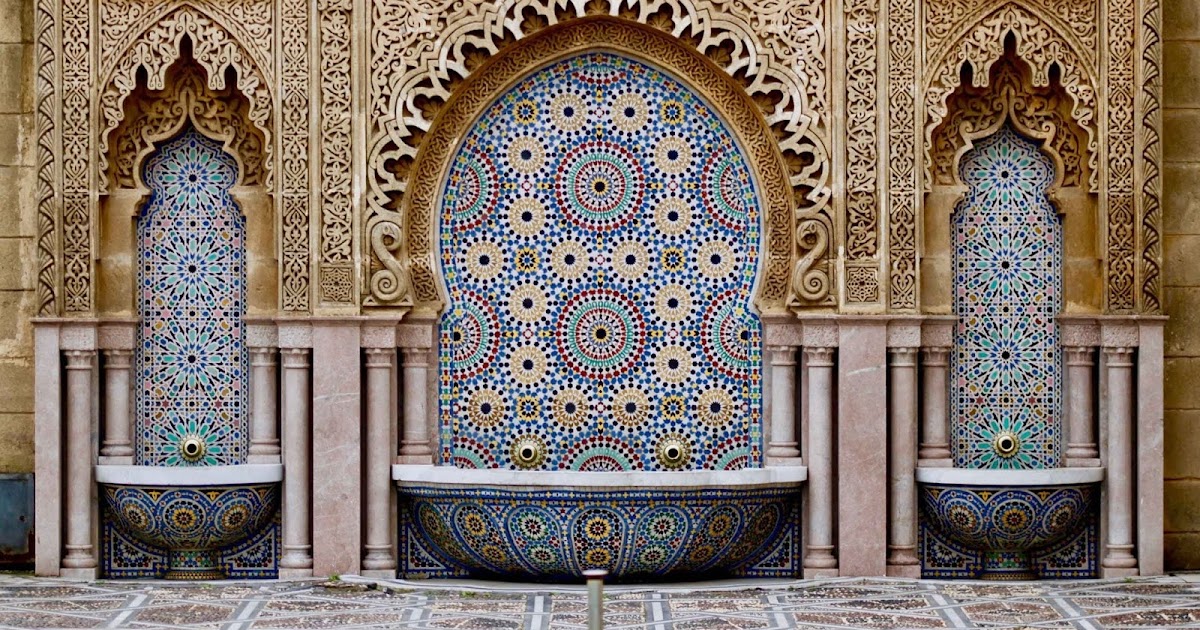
[922,38,1100,315]
[98,47,275,318]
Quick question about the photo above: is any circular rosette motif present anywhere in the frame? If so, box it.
[446,292,500,380]
[920,483,1096,579]
[700,292,754,379]
[401,484,799,580]
[555,141,644,232]
[700,152,753,231]
[556,289,645,380]
[446,148,498,230]
[101,482,279,579]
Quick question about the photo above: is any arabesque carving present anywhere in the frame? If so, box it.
[394,18,797,314]
[318,0,354,305]
[105,58,267,190]
[34,0,58,315]
[930,51,1089,191]
[62,0,93,312]
[280,0,312,312]
[1139,0,1164,314]
[97,4,274,184]
[1106,0,1136,312]
[923,2,1099,195]
[366,0,833,309]
[887,0,919,310]
[844,0,880,273]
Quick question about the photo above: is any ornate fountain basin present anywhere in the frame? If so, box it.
[917,467,1103,580]
[394,465,806,581]
[97,464,282,580]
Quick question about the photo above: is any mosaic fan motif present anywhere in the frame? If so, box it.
[951,125,1062,469]
[135,127,248,466]
[438,53,763,471]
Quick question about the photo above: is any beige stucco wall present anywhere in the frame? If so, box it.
[1163,0,1200,571]
[0,0,34,474]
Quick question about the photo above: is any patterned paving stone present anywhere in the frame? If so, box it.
[2,573,1200,628]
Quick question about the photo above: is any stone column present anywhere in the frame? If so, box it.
[279,347,313,577]
[887,346,920,576]
[803,344,837,576]
[247,347,281,464]
[918,347,952,464]
[1064,346,1099,462]
[61,350,97,578]
[99,349,134,464]
[766,345,800,459]
[363,347,397,575]
[1102,344,1138,576]
[398,321,435,462]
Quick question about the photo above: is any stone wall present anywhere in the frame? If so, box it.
[0,0,34,474]
[1164,0,1200,571]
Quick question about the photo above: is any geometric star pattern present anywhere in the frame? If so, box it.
[951,124,1063,469]
[135,126,248,466]
[437,53,763,471]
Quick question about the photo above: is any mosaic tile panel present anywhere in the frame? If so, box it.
[397,486,800,580]
[135,127,248,466]
[951,125,1063,469]
[437,53,764,471]
[916,484,1099,578]
[101,497,281,579]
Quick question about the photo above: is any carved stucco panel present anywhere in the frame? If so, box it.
[886,0,918,311]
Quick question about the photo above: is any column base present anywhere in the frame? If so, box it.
[279,567,315,579]
[361,569,398,578]
[247,453,282,464]
[98,455,134,465]
[886,564,921,578]
[396,455,434,465]
[59,567,99,580]
[803,567,839,578]
[1066,457,1102,468]
[363,546,396,572]
[766,456,805,466]
[1101,566,1140,578]
[917,458,953,468]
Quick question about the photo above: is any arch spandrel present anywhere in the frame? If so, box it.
[389,17,796,316]
[923,2,1099,194]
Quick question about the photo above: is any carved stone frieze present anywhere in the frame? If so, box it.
[62,0,93,312]
[365,0,833,309]
[96,2,275,186]
[844,0,880,279]
[318,0,354,306]
[105,58,267,190]
[34,0,58,315]
[1106,0,1137,313]
[1139,0,1163,314]
[280,0,312,312]
[886,0,918,311]
[923,2,1099,195]
[930,52,1089,190]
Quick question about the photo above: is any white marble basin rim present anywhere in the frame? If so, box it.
[915,466,1104,485]
[392,464,807,488]
[95,463,283,485]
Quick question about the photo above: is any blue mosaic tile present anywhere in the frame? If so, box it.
[437,52,764,471]
[135,127,248,466]
[918,484,1098,579]
[398,486,800,580]
[951,125,1063,469]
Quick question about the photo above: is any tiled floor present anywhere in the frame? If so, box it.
[1,573,1200,629]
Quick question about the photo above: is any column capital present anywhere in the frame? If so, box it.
[280,347,311,368]
[365,346,395,366]
[64,349,95,368]
[920,346,949,366]
[888,347,918,366]
[804,346,835,366]
[1064,346,1095,366]
[1103,346,1135,366]
[101,348,133,367]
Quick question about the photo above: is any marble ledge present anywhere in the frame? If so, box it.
[392,465,808,489]
[914,467,1104,486]
[95,464,283,485]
